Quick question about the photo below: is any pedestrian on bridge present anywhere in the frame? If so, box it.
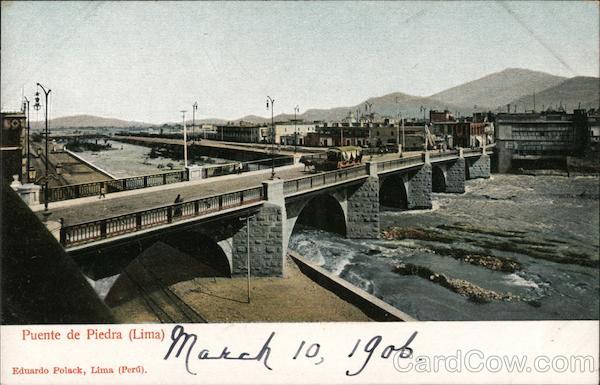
[174,194,184,217]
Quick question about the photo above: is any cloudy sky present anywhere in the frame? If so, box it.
[1,1,598,123]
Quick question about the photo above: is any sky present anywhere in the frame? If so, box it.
[1,1,598,123]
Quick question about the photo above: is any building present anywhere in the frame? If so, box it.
[274,121,318,145]
[1,110,26,183]
[203,121,265,143]
[430,109,455,123]
[429,110,494,149]
[302,119,427,150]
[305,123,370,147]
[587,110,600,156]
[494,110,589,172]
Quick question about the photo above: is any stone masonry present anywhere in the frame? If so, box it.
[347,177,380,239]
[231,203,284,277]
[406,163,432,209]
[445,158,466,193]
[468,154,491,179]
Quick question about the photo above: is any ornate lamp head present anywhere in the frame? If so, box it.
[34,91,41,111]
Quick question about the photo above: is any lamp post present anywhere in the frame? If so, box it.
[180,110,188,168]
[192,101,198,141]
[23,96,31,182]
[293,105,299,153]
[266,96,276,179]
[395,96,404,154]
[34,83,51,217]
[239,214,256,304]
[402,116,405,153]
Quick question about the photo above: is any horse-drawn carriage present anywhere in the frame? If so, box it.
[300,146,363,172]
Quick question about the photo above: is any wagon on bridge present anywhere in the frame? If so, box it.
[300,146,363,172]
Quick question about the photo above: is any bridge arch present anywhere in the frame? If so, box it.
[285,193,347,251]
[77,227,233,306]
[432,164,447,192]
[292,193,347,236]
[100,231,230,307]
[379,174,408,209]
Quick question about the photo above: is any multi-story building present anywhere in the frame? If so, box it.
[274,121,318,145]
[494,110,588,172]
[430,109,455,123]
[1,110,26,183]
[203,121,265,143]
[305,123,370,147]
[303,119,427,150]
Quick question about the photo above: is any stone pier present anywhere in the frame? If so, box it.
[445,157,466,193]
[407,154,432,209]
[468,154,491,179]
[346,176,380,239]
[231,180,285,277]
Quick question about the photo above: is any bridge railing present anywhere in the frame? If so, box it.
[59,185,265,247]
[283,165,368,195]
[429,149,459,160]
[376,155,423,173]
[201,156,294,178]
[44,170,188,203]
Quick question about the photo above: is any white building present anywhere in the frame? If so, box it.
[273,121,318,145]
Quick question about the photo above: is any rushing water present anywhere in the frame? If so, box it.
[71,140,233,178]
[289,174,599,321]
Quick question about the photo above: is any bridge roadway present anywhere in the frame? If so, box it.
[35,165,307,224]
[34,149,427,224]
[44,147,492,253]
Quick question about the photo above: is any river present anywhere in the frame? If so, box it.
[289,174,599,321]
[71,139,233,178]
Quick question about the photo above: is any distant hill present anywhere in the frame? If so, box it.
[273,92,470,123]
[31,114,154,129]
[506,76,600,112]
[38,68,597,128]
[235,115,270,124]
[430,68,567,111]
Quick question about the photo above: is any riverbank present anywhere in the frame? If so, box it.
[110,254,375,323]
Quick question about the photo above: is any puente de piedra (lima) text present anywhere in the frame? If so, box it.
[34,147,492,281]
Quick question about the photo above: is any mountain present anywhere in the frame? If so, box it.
[430,68,567,110]
[35,68,596,128]
[506,76,600,112]
[236,115,269,124]
[31,114,154,129]
[284,92,470,123]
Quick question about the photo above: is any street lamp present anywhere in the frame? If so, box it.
[395,97,405,154]
[34,83,52,218]
[23,96,31,182]
[192,101,198,141]
[180,110,188,168]
[266,96,276,179]
[293,105,299,153]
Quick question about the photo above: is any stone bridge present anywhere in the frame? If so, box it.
[61,149,491,280]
